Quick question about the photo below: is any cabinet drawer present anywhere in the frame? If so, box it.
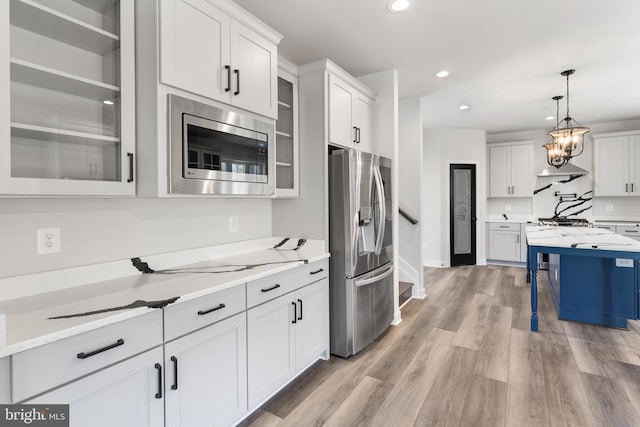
[164,285,246,341]
[489,222,521,231]
[247,260,328,308]
[12,310,162,402]
[616,226,640,238]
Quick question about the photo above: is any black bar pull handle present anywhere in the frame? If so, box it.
[310,268,324,275]
[127,153,134,183]
[297,298,303,321]
[356,127,361,144]
[353,126,358,143]
[170,356,178,390]
[197,303,225,316]
[261,284,280,293]
[234,69,240,95]
[154,363,162,399]
[291,301,297,324]
[77,338,124,359]
[225,65,231,92]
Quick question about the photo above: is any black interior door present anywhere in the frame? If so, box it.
[450,164,476,266]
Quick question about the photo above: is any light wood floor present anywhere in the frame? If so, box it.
[239,265,640,427]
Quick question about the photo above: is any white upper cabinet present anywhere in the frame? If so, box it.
[488,143,533,197]
[594,133,640,197]
[1,0,136,196]
[275,61,299,197]
[328,73,374,152]
[229,20,278,118]
[160,0,279,119]
[160,0,230,103]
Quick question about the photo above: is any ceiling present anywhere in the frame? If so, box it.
[234,0,640,134]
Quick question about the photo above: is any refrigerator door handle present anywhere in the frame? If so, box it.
[355,265,394,287]
[373,164,386,255]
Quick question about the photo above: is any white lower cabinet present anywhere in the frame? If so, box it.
[0,357,9,403]
[487,222,522,262]
[247,278,328,408]
[164,313,247,427]
[8,259,329,427]
[27,347,164,427]
[294,279,329,372]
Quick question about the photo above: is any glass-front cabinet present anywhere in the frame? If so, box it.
[0,0,135,196]
[275,66,298,197]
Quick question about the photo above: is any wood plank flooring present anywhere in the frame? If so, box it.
[239,265,640,427]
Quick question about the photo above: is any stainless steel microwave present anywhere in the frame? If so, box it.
[168,94,275,196]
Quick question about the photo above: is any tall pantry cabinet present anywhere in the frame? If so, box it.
[1,0,136,196]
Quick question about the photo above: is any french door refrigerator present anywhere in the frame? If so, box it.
[329,149,393,358]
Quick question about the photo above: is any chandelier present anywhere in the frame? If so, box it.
[543,95,567,167]
[544,69,590,167]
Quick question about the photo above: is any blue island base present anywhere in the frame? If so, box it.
[547,254,637,329]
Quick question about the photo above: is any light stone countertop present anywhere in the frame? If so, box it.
[0,237,329,358]
[524,226,640,252]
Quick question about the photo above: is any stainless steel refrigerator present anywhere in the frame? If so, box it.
[329,149,393,358]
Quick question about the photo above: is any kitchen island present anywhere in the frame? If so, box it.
[525,226,640,331]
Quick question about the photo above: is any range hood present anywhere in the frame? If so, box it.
[538,162,589,177]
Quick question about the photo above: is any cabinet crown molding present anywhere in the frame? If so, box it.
[487,140,534,148]
[593,130,640,139]
[207,0,283,44]
[297,58,377,100]
[278,57,298,77]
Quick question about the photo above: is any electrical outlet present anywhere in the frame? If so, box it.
[505,204,511,211]
[606,204,614,212]
[37,227,61,254]
[229,216,238,233]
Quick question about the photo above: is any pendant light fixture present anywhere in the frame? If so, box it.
[547,69,589,162]
[543,95,568,168]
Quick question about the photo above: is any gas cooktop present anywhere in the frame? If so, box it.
[538,217,591,227]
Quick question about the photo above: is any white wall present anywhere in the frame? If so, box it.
[397,97,424,297]
[0,198,271,278]
[488,118,640,220]
[422,128,487,267]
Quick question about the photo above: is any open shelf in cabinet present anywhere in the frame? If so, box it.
[12,123,120,145]
[71,0,119,13]
[11,59,120,101]
[2,0,134,195]
[10,0,119,55]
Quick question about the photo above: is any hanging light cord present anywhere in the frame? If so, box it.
[565,72,571,125]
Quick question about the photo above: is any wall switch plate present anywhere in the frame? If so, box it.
[505,204,511,211]
[37,227,61,254]
[606,204,614,212]
[229,216,238,233]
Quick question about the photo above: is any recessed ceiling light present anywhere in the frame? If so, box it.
[387,0,411,13]
[434,70,450,78]
[458,105,470,110]
[545,116,555,120]
[103,100,114,105]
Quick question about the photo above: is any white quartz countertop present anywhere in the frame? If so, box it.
[525,226,640,252]
[0,238,329,358]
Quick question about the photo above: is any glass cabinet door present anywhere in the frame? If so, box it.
[275,71,298,197]
[2,0,135,195]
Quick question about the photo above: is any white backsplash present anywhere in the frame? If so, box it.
[0,198,272,279]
